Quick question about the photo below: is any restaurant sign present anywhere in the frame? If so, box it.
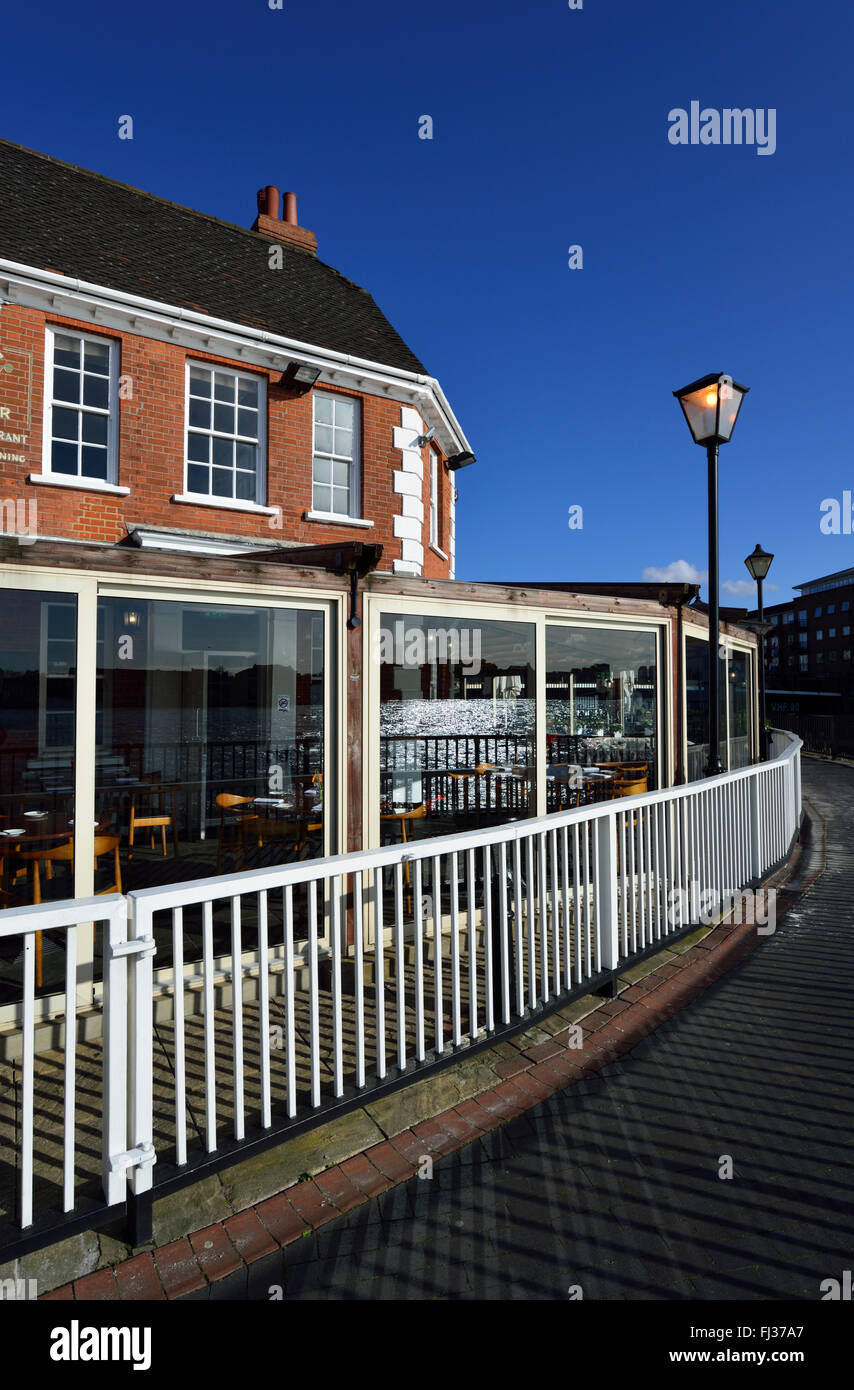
[0,347,33,463]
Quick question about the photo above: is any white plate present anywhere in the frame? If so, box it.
[1,828,25,836]
[67,820,99,827]
[24,811,48,819]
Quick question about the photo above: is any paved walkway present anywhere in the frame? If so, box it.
[243,759,853,1299]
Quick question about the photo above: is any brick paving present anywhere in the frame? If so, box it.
[48,759,854,1300]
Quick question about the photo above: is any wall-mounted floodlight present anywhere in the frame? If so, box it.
[278,362,322,392]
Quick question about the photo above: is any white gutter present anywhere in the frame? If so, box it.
[0,258,472,454]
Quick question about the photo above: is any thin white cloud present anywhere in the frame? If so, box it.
[722,578,780,597]
[642,560,708,584]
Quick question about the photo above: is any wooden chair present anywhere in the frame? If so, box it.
[215,792,260,872]
[614,763,649,796]
[617,777,648,798]
[20,834,122,987]
[294,820,323,861]
[128,776,179,861]
[380,803,427,902]
[226,803,321,870]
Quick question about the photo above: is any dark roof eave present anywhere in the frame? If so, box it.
[483,580,700,606]
[249,540,383,575]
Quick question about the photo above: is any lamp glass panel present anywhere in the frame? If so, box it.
[678,385,720,443]
[678,378,746,444]
[746,549,773,580]
[716,383,746,442]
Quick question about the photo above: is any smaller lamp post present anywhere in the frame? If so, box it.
[673,372,749,776]
[744,543,774,760]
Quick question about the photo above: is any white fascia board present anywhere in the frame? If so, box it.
[0,258,472,458]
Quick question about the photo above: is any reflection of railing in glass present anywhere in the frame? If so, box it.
[380,733,534,818]
[687,734,750,781]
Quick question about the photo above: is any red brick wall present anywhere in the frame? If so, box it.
[0,304,453,574]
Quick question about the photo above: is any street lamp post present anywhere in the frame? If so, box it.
[673,373,749,777]
[744,543,774,761]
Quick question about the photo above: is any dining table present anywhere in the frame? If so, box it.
[0,811,114,988]
[229,795,323,860]
[0,811,113,880]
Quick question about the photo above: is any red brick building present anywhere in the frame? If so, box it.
[0,139,470,575]
[0,139,760,920]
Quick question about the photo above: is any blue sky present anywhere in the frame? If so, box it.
[2,0,851,604]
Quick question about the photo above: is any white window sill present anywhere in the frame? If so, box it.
[28,473,130,496]
[172,493,279,517]
[429,543,448,561]
[303,511,375,529]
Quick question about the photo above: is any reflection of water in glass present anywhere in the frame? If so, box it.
[381,697,535,741]
[381,699,535,797]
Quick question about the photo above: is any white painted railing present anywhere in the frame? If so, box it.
[0,731,801,1247]
[0,893,155,1241]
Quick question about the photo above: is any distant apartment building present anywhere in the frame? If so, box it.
[757,566,854,687]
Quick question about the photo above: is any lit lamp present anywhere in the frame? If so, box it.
[744,543,774,761]
[673,372,749,776]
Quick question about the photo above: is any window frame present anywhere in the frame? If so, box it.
[183,360,268,507]
[311,390,362,520]
[429,447,439,548]
[42,325,120,486]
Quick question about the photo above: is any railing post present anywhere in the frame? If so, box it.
[748,772,762,883]
[126,895,157,1247]
[101,900,129,1211]
[595,811,620,993]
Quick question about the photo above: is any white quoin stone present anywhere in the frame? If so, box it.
[396,451,423,480]
[393,470,422,497]
[392,405,425,576]
[401,538,424,565]
[394,514,422,541]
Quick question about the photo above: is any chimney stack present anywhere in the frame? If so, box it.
[252,184,317,255]
[257,185,280,220]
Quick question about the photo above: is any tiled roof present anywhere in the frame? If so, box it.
[0,139,427,374]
